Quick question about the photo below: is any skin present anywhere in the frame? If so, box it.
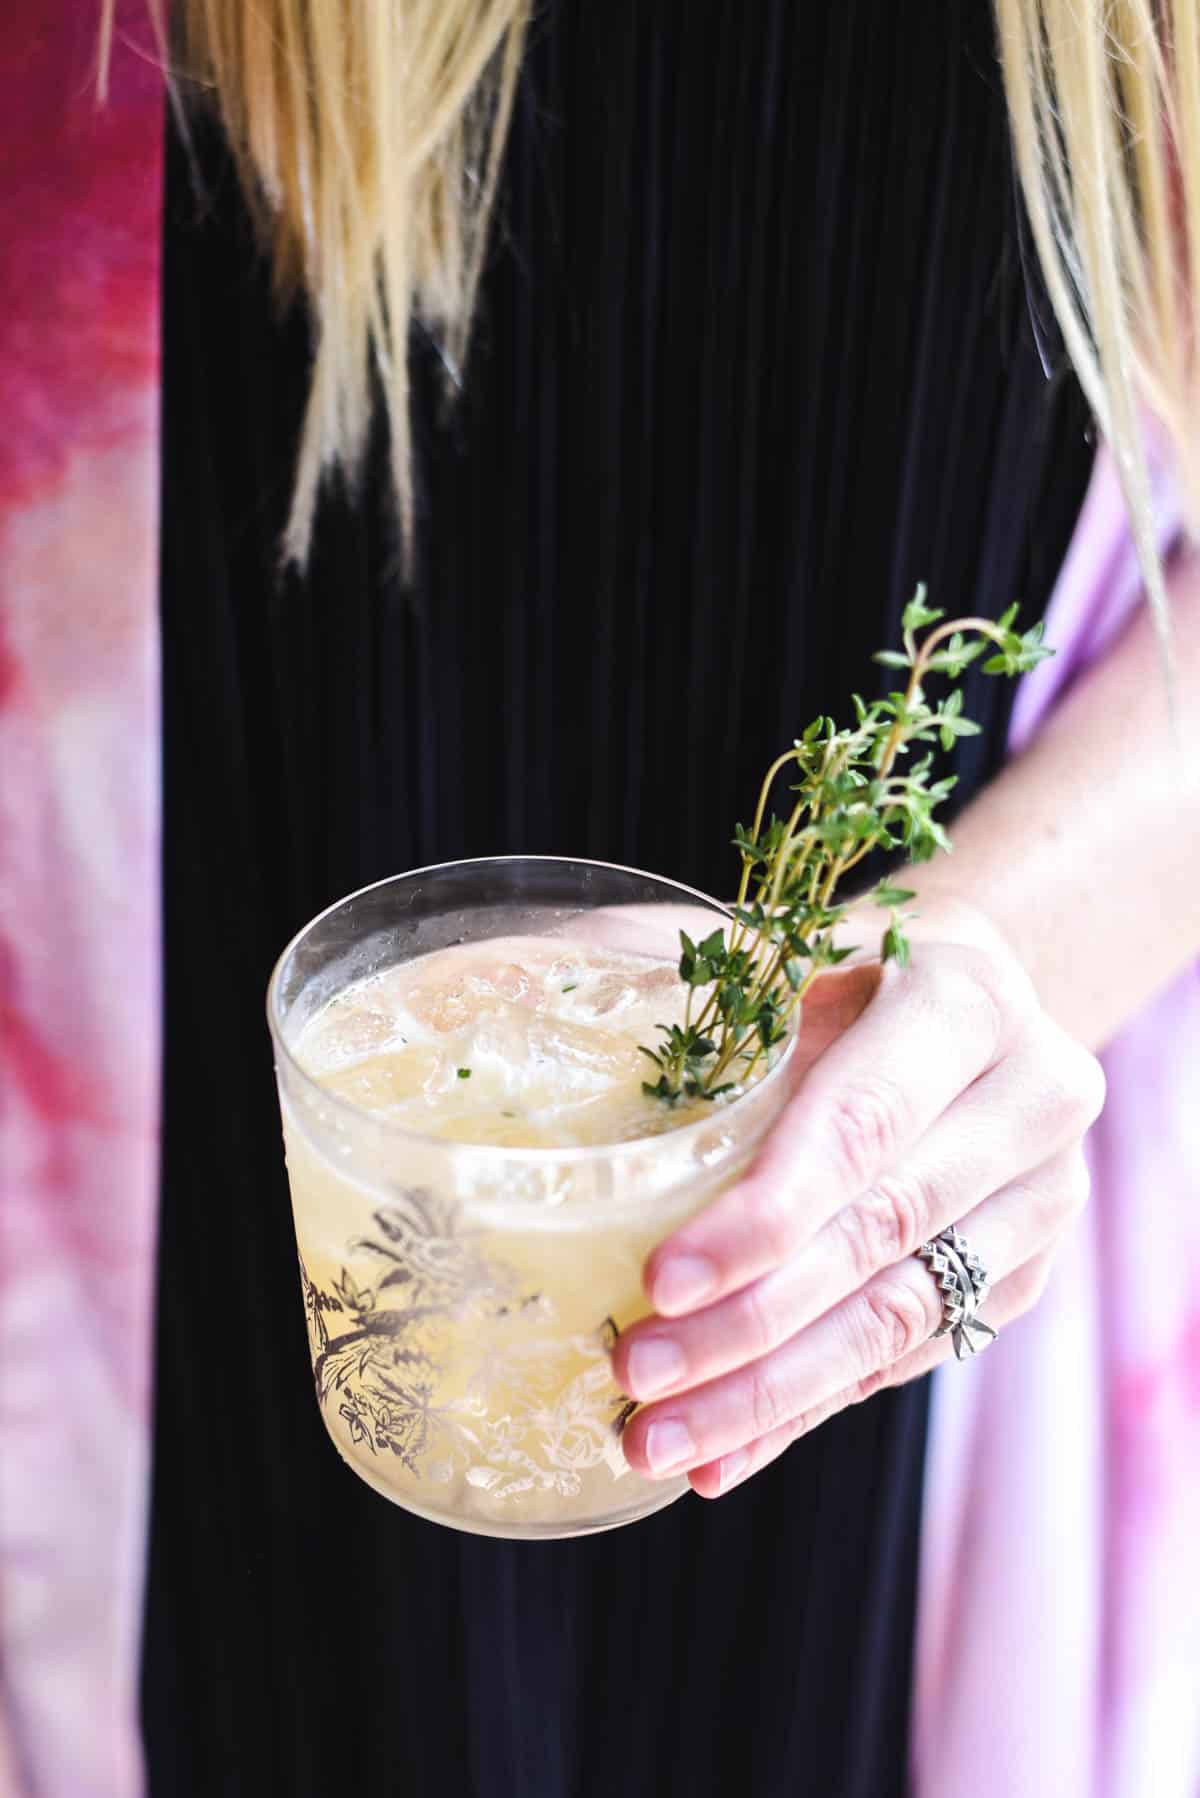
[612,547,1200,1500]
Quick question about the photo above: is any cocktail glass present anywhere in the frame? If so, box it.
[267,856,792,1539]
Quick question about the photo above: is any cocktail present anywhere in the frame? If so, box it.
[267,857,793,1539]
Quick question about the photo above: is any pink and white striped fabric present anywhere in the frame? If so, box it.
[0,16,1196,1796]
[0,7,162,1794]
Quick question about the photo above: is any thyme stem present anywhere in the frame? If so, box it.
[637,591,1051,1107]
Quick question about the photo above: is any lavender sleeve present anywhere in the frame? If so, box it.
[912,444,1200,1798]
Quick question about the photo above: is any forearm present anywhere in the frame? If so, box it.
[859,551,1200,1051]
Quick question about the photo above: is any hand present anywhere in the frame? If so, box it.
[612,910,1106,1498]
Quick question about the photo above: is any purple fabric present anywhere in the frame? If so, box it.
[913,444,1200,1798]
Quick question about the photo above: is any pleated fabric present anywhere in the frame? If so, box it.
[142,5,1093,1794]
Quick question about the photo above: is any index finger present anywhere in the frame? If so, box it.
[643,946,1017,1316]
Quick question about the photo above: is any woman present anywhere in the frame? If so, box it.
[2,2,1197,1795]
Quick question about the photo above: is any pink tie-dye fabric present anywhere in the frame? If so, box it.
[2,14,1197,1795]
[913,444,1200,1798]
[0,6,162,1794]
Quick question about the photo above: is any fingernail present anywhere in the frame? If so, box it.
[643,1417,696,1475]
[719,1448,749,1493]
[651,1253,717,1314]
[626,1337,686,1399]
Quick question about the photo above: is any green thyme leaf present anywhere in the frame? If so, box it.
[902,584,945,634]
[881,925,910,968]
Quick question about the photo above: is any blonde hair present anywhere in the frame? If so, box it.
[105,1,1198,627]
[996,0,1200,650]
[104,0,529,566]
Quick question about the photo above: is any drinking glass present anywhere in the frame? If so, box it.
[267,856,792,1539]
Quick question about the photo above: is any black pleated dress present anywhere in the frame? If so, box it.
[141,5,1093,1794]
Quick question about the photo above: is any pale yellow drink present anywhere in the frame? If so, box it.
[270,867,792,1538]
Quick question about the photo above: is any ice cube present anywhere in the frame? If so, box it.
[321,1046,449,1114]
[587,973,640,1016]
[634,965,681,998]
[299,996,396,1068]
[405,959,538,1033]
[464,1004,645,1106]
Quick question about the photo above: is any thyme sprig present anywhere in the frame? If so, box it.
[640,590,1052,1104]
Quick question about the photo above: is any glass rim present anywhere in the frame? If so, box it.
[266,853,796,1166]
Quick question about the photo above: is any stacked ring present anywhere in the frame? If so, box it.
[916,1228,998,1360]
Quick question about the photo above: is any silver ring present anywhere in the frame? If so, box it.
[917,1228,998,1360]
